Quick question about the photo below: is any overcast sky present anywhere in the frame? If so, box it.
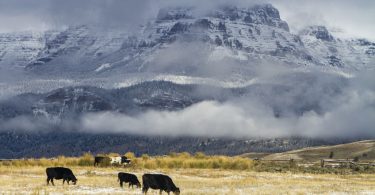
[271,0,375,40]
[0,0,374,40]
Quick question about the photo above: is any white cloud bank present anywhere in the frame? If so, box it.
[0,69,374,138]
[80,70,375,138]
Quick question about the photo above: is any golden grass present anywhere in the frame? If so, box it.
[0,152,253,171]
[0,166,375,195]
[1,153,374,194]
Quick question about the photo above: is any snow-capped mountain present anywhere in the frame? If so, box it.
[0,3,373,119]
[0,4,373,78]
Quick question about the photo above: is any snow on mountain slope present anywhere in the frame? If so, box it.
[94,4,312,77]
[0,4,373,101]
[0,31,45,69]
[24,25,129,76]
[299,25,375,70]
[0,4,372,79]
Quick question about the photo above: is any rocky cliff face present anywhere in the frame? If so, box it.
[0,32,45,69]
[0,4,373,78]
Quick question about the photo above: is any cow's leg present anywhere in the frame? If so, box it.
[142,187,148,194]
[67,179,70,185]
[51,178,54,186]
[159,189,162,195]
[46,178,50,185]
[120,181,123,188]
[63,179,65,185]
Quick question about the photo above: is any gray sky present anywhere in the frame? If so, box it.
[0,0,374,40]
[271,0,375,40]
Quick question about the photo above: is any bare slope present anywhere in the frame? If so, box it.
[261,140,375,162]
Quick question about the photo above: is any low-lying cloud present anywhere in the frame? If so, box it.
[1,69,373,139]
[80,75,375,138]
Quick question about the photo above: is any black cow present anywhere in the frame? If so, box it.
[121,156,131,164]
[142,174,180,195]
[118,172,141,188]
[46,167,77,186]
[94,156,110,166]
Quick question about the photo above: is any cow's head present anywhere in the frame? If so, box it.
[173,188,180,195]
[136,182,142,188]
[70,175,77,185]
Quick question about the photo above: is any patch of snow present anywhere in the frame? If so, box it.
[113,74,259,89]
[95,63,112,72]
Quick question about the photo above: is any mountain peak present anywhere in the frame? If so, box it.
[300,25,334,41]
[210,4,289,31]
[157,7,194,21]
[156,4,289,32]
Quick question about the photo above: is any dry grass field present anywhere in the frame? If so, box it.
[1,145,375,195]
[1,165,375,195]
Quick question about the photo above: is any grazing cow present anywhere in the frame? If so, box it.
[142,174,180,195]
[94,156,111,166]
[46,167,77,186]
[118,172,141,188]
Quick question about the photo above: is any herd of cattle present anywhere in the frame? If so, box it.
[46,167,180,195]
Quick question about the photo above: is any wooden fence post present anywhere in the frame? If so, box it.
[289,158,294,167]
